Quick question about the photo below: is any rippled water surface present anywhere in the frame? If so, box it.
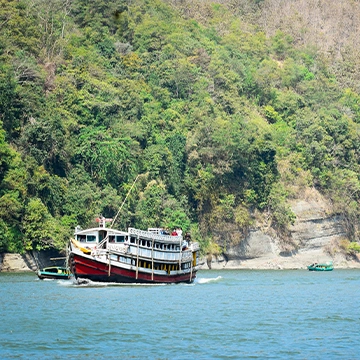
[1,269,360,359]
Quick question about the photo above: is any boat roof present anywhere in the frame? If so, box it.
[74,227,128,236]
[74,226,185,243]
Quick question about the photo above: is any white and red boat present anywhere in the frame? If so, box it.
[68,218,200,284]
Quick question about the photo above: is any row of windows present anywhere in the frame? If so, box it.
[78,233,181,252]
[109,235,126,243]
[182,262,192,270]
[110,254,192,272]
[132,237,181,251]
[78,234,126,243]
[77,235,96,243]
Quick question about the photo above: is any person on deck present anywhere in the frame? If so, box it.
[184,232,192,244]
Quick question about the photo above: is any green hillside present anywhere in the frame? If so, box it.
[0,0,359,255]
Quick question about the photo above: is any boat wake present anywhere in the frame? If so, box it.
[57,279,77,287]
[196,276,222,284]
[58,278,167,287]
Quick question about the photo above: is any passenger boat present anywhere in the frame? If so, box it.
[37,266,72,280]
[68,218,201,284]
[307,262,334,271]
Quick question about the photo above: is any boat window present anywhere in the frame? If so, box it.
[130,236,136,244]
[77,235,86,242]
[109,235,115,243]
[116,235,125,243]
[86,235,96,242]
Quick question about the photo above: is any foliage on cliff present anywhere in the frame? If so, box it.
[0,0,359,253]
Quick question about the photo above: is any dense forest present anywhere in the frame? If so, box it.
[0,0,359,256]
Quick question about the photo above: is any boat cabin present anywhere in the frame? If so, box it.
[74,227,128,247]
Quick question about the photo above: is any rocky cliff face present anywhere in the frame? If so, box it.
[0,249,67,273]
[206,189,360,269]
[290,199,345,251]
[0,253,36,272]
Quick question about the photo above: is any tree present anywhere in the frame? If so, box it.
[74,126,138,187]
[22,198,57,251]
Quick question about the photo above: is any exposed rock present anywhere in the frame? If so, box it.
[289,192,346,250]
[0,249,67,273]
[204,189,360,270]
[226,229,278,260]
[1,254,33,272]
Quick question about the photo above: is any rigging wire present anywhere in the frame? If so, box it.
[110,174,140,228]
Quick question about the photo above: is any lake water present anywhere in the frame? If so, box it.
[1,269,359,359]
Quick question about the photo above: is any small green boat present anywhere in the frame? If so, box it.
[37,266,72,280]
[307,262,333,271]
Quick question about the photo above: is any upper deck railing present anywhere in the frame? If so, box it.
[128,228,183,243]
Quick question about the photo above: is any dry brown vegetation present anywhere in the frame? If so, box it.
[258,0,360,91]
[167,0,360,91]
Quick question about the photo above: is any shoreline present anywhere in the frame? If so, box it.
[202,250,360,270]
[1,250,360,273]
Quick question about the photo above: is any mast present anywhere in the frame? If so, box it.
[110,175,139,229]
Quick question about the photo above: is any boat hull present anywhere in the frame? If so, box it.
[37,267,71,280]
[307,263,333,271]
[70,253,197,284]
[37,273,71,280]
[308,267,333,271]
